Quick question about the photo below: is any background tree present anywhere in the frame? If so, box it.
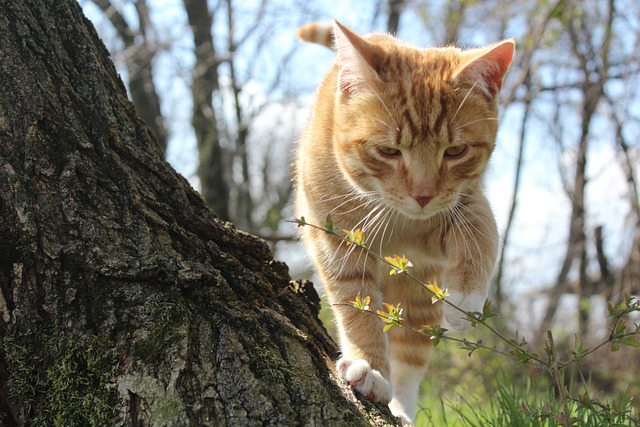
[88,0,169,153]
[386,0,408,34]
[534,0,638,337]
[183,0,229,220]
[86,0,310,229]
[2,0,640,424]
[0,1,398,424]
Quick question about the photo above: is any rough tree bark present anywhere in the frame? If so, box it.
[0,1,397,425]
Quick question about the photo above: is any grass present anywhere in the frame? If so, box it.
[414,330,640,427]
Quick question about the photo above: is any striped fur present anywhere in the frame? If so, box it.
[295,20,514,424]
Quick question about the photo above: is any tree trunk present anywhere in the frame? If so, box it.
[225,0,253,232]
[386,0,407,34]
[184,0,231,221]
[536,79,596,338]
[494,74,532,311]
[0,1,397,425]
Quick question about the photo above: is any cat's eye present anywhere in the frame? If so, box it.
[378,146,402,157]
[444,145,468,159]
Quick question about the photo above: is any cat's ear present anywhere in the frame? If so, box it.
[455,39,515,99]
[333,20,383,93]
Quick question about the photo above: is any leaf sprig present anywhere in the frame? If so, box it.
[376,303,404,332]
[384,255,413,275]
[351,293,370,311]
[426,280,450,304]
[343,228,367,247]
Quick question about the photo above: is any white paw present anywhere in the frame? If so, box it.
[441,291,486,331]
[337,358,392,404]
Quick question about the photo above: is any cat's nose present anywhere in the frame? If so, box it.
[412,195,433,208]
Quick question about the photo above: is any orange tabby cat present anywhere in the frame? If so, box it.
[295,21,514,423]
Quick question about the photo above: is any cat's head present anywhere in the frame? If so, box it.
[330,21,514,220]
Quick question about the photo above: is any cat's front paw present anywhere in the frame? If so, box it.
[441,291,487,331]
[336,358,391,405]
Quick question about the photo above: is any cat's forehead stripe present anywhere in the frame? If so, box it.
[401,108,419,140]
[391,58,453,145]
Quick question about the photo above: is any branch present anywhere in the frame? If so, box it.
[500,0,563,108]
[88,0,134,45]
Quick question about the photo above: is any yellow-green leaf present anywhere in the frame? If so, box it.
[426,280,450,303]
[351,293,371,311]
[384,254,413,275]
[375,303,404,331]
[343,228,366,246]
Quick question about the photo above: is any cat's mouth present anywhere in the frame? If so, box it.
[388,195,459,221]
[403,208,441,220]
[389,200,443,220]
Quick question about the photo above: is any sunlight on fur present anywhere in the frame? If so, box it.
[295,20,514,424]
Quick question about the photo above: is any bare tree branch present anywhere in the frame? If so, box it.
[494,74,533,310]
[537,0,614,338]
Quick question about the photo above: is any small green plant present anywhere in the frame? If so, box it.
[292,216,640,426]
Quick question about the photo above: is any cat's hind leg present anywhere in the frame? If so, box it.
[386,294,441,424]
[388,359,428,424]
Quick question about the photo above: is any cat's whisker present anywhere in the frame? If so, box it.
[445,205,465,250]
[319,190,360,204]
[442,209,460,253]
[448,207,473,260]
[388,210,399,245]
[368,115,396,132]
[321,188,375,204]
[377,208,396,255]
[450,81,479,124]
[328,191,380,216]
[456,204,493,236]
[333,197,379,216]
[366,82,399,130]
[361,214,388,271]
[454,195,496,238]
[357,206,394,284]
[366,206,391,246]
[448,203,483,262]
[456,191,497,206]
[334,236,361,280]
[353,203,384,231]
[453,117,498,132]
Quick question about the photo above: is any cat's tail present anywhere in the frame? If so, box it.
[297,22,334,50]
